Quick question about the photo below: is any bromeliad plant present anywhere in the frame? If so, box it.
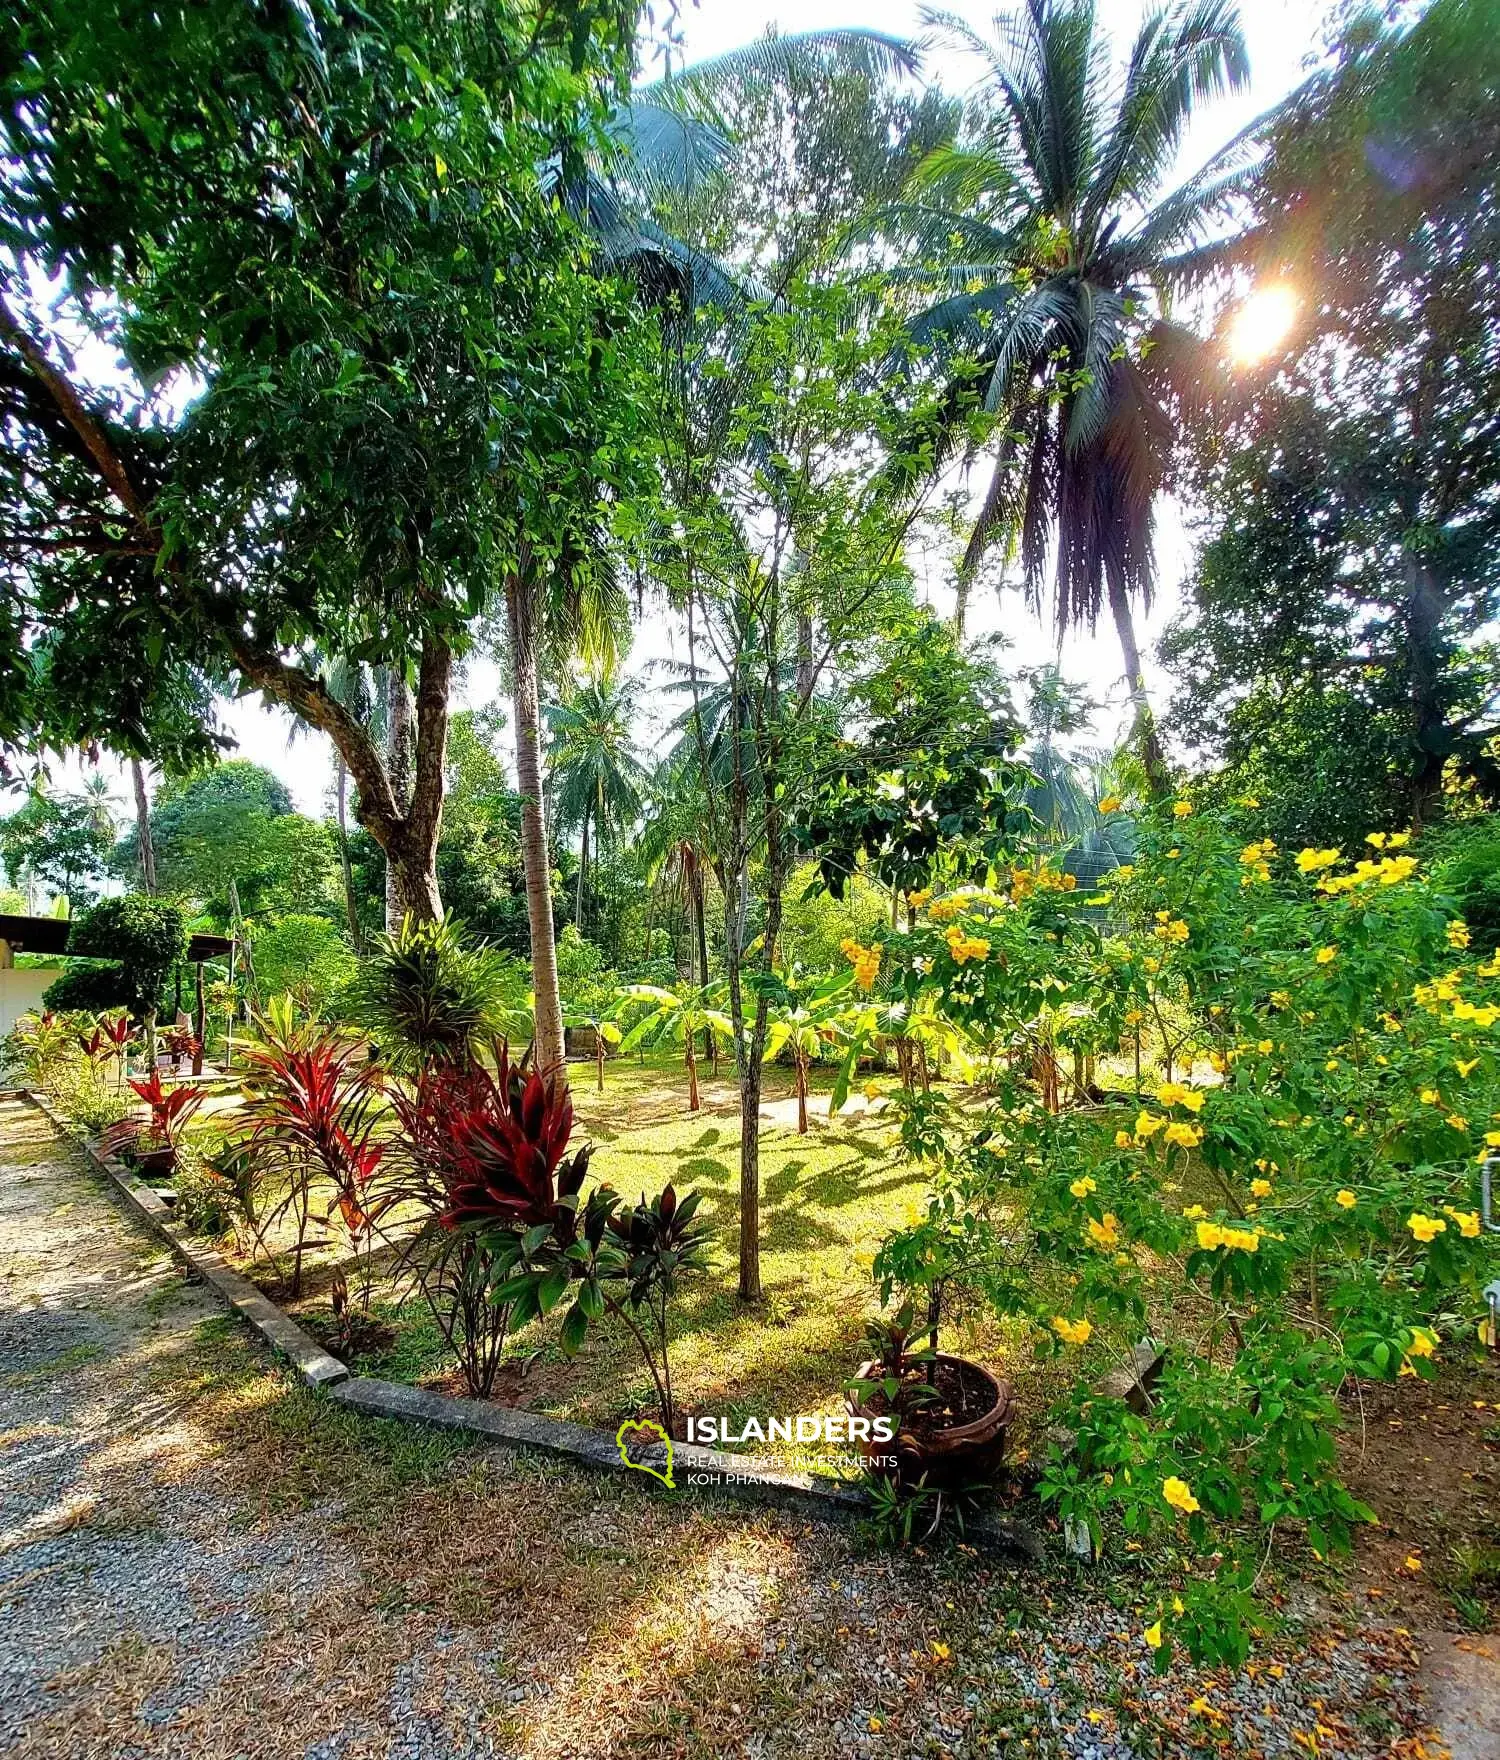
[237,999,386,1318]
[352,913,531,1075]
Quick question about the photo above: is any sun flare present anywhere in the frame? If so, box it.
[1227,283,1298,365]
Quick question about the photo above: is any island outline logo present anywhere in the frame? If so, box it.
[615,1418,675,1487]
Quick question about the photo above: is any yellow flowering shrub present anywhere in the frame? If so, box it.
[874,796,1500,1669]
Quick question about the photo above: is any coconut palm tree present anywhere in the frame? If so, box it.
[545,672,650,936]
[888,0,1253,784]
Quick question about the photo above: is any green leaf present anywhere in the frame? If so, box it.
[559,1300,590,1356]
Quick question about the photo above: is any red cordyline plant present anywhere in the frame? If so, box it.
[389,1043,595,1395]
[99,1013,136,1090]
[74,1015,134,1082]
[237,1004,386,1316]
[391,1039,708,1431]
[99,1067,206,1170]
[129,1068,206,1146]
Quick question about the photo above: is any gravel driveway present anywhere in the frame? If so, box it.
[0,1097,1477,1758]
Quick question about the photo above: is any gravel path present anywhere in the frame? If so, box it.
[0,1098,1475,1758]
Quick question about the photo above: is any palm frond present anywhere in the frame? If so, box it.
[647,28,920,108]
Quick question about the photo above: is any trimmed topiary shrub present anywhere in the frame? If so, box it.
[42,961,137,1016]
[66,895,187,1021]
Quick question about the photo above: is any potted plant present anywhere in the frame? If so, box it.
[100,1068,206,1177]
[845,1303,1013,1488]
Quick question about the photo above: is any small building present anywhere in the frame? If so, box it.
[0,915,233,1039]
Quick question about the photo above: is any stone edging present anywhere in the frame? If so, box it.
[19,1090,1044,1561]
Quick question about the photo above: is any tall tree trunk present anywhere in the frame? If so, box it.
[334,756,362,952]
[130,759,156,893]
[1404,553,1448,828]
[506,570,566,1080]
[1106,575,1169,795]
[952,571,972,643]
[575,806,589,934]
[796,612,815,703]
[692,853,712,1060]
[384,668,415,931]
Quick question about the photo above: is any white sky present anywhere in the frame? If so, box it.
[32,0,1333,831]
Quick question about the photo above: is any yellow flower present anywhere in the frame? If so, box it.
[1165,848,1180,860]
[840,938,880,990]
[1444,1207,1481,1238]
[1155,1081,1204,1112]
[1172,800,1193,818]
[1099,794,1122,814]
[1134,1110,1165,1139]
[1446,1115,1468,1131]
[1183,1204,1206,1219]
[1455,1058,1480,1078]
[930,1640,950,1661]
[1270,990,1292,1009]
[1144,1620,1163,1650]
[1114,1129,1133,1148]
[1421,1088,1441,1106]
[1222,1225,1260,1252]
[1250,1178,1272,1199]
[1295,847,1341,873]
[1238,794,1260,808]
[1257,1039,1275,1055]
[1163,1121,1202,1149]
[1387,830,1411,847]
[1335,1189,1357,1209]
[1196,1220,1225,1250]
[1406,1212,1447,1243]
[1087,1212,1121,1249]
[1315,946,1337,965]
[944,925,990,965]
[906,887,932,909]
[1407,1327,1438,1359]
[927,897,963,922]
[1447,920,1471,949]
[1162,1477,1200,1515]
[1070,1176,1097,1199]
[1052,1316,1093,1347]
[1365,831,1387,849]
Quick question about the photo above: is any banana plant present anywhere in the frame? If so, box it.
[834,993,976,1112]
[617,982,735,1113]
[563,998,624,1094]
[759,966,855,1134]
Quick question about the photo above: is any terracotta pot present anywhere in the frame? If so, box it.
[845,1352,1013,1488]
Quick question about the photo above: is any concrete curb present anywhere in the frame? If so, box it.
[19,1091,1044,1561]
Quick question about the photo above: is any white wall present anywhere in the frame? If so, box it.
[0,967,58,1038]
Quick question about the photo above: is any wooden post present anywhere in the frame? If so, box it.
[192,962,206,1075]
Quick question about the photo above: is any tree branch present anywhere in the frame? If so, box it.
[0,291,155,535]
[227,635,400,833]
